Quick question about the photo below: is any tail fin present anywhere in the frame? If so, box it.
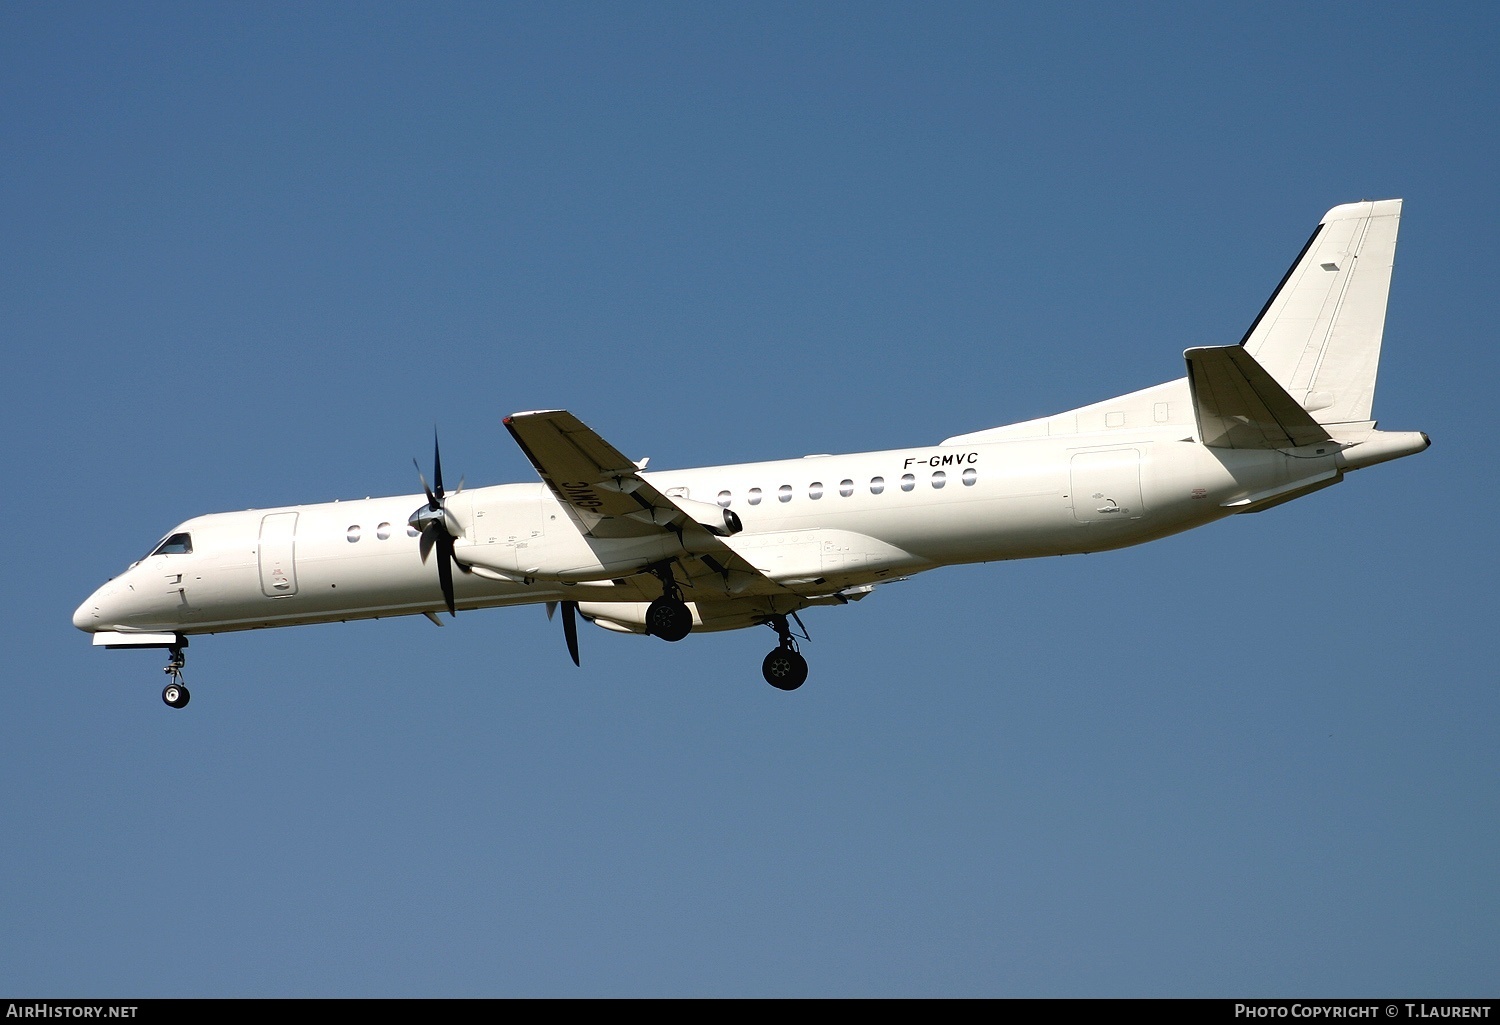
[1241,199,1402,425]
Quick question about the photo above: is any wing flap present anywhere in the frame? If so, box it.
[1185,345,1332,449]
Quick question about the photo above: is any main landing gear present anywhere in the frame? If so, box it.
[640,565,810,690]
[644,564,693,643]
[761,614,808,691]
[161,644,190,709]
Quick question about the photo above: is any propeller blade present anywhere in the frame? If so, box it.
[435,531,456,616]
[418,523,436,563]
[546,602,557,621]
[562,600,580,666]
[414,459,438,510]
[432,433,445,500]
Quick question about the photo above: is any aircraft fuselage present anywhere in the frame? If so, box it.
[74,425,1387,638]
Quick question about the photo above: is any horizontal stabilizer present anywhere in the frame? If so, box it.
[1186,345,1331,449]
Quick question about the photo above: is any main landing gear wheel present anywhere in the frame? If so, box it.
[644,563,693,642]
[761,613,809,691]
[162,683,190,708]
[645,596,692,642]
[761,647,808,691]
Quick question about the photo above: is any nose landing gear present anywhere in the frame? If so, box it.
[162,645,190,708]
[761,614,809,691]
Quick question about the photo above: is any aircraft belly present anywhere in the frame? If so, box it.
[721,528,929,586]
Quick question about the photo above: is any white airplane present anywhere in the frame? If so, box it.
[74,200,1429,707]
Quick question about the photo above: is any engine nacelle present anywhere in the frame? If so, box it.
[577,600,765,634]
[577,601,690,635]
[667,496,743,537]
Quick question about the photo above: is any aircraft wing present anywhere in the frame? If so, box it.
[503,409,792,595]
[1185,345,1332,449]
[504,409,670,527]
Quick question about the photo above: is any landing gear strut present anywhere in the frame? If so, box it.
[761,615,808,691]
[645,563,692,642]
[161,644,190,708]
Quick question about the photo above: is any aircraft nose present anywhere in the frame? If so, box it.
[73,582,111,632]
[73,596,97,632]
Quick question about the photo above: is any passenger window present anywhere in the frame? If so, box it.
[778,485,793,503]
[900,474,915,492]
[808,482,824,500]
[870,476,885,495]
[376,522,392,540]
[149,532,193,557]
[839,479,854,497]
[932,471,946,489]
[748,488,762,506]
[717,490,732,508]
[406,525,420,537]
[347,525,361,543]
[963,467,978,486]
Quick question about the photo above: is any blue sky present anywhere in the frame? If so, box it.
[3,2,1496,997]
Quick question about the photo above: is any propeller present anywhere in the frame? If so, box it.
[547,600,582,666]
[408,432,469,616]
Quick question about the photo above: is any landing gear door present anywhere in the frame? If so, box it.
[258,512,299,597]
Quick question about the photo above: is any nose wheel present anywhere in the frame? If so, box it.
[761,614,809,691]
[162,645,190,708]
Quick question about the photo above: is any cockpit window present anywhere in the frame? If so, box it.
[148,532,193,557]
